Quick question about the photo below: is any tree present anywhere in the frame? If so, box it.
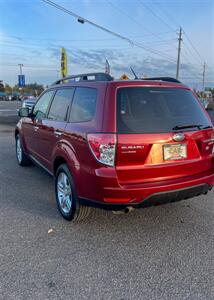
[13,83,44,96]
[0,81,5,92]
[4,84,12,93]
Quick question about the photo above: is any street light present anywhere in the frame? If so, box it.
[18,64,24,75]
[77,18,84,24]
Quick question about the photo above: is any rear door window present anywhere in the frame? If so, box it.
[48,88,74,121]
[69,87,97,122]
[117,87,211,133]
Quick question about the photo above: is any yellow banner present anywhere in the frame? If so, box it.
[61,47,67,78]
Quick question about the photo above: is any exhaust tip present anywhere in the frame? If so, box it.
[124,206,135,214]
[112,206,135,215]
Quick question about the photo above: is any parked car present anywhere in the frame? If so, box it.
[21,94,34,101]
[22,96,37,111]
[0,92,7,101]
[7,92,21,101]
[207,98,214,110]
[15,73,214,222]
[199,98,209,110]
[7,94,12,101]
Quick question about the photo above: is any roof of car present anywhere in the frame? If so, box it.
[50,73,189,90]
[50,80,189,91]
[108,80,189,89]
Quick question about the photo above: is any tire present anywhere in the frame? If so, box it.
[55,164,91,222]
[16,134,31,166]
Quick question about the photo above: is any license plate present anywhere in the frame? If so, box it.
[163,144,187,160]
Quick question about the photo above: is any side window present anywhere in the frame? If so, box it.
[69,87,97,122]
[33,90,54,120]
[48,88,74,121]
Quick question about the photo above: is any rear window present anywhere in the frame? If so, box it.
[117,87,211,134]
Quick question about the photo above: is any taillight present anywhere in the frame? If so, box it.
[87,134,116,166]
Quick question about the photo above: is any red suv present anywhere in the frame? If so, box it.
[16,73,214,222]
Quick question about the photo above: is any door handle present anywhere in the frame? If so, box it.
[54,130,63,137]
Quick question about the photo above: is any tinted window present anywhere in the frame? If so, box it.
[117,87,211,134]
[48,88,74,121]
[33,90,54,120]
[69,87,97,122]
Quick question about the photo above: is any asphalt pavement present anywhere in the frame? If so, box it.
[0,123,214,300]
[0,101,21,124]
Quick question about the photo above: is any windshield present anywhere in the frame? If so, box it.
[117,87,211,134]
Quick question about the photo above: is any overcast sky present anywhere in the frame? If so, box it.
[0,0,213,89]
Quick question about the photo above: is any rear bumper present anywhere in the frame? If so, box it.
[80,183,212,210]
[78,168,214,209]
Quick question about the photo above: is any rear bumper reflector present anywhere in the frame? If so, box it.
[104,197,132,203]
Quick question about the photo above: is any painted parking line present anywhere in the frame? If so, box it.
[0,109,16,112]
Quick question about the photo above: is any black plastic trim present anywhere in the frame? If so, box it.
[79,184,212,211]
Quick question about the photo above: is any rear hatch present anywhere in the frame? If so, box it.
[116,87,213,185]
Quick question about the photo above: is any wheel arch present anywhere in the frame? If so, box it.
[53,156,68,175]
[52,140,80,175]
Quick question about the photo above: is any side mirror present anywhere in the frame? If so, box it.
[18,107,30,118]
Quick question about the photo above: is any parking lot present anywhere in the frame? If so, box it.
[0,104,214,299]
[0,101,21,124]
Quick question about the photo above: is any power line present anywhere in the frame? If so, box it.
[183,40,204,67]
[179,62,203,81]
[0,31,177,42]
[0,41,177,63]
[1,63,58,68]
[0,41,135,51]
[4,62,207,80]
[181,48,202,68]
[138,0,176,31]
[142,2,208,70]
[181,54,208,85]
[151,4,180,29]
[41,0,133,45]
[0,38,177,48]
[106,0,175,42]
[41,0,176,63]
[183,31,205,64]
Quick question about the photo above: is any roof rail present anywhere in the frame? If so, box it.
[52,72,114,85]
[142,77,181,83]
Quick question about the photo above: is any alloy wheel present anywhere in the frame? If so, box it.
[57,172,72,214]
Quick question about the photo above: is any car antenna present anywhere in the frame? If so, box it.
[130,66,138,79]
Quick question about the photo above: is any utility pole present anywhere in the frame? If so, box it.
[176,27,182,80]
[202,62,206,92]
[18,64,23,75]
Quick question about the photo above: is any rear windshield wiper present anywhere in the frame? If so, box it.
[200,125,213,129]
[172,124,203,130]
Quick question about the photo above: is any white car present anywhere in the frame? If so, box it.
[22,97,37,111]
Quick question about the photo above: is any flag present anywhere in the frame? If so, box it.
[105,59,110,74]
[61,47,67,78]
